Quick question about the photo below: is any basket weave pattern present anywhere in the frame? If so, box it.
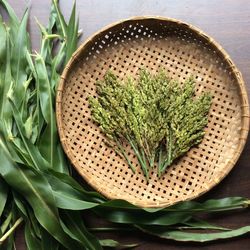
[56,17,249,207]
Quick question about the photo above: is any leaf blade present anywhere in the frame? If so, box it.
[137,225,250,242]
[0,140,83,249]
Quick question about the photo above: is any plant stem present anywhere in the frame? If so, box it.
[139,147,149,177]
[127,136,149,181]
[0,217,23,245]
[158,145,162,176]
[159,129,173,176]
[115,138,136,173]
[149,152,155,168]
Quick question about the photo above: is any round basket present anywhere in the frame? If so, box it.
[56,16,249,208]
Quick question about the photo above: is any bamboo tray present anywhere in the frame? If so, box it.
[56,17,249,208]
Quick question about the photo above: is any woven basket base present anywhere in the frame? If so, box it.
[57,17,249,207]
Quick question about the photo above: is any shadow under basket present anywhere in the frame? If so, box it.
[56,16,249,208]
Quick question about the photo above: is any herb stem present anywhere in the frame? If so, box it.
[159,128,173,176]
[127,136,149,181]
[158,145,163,177]
[115,137,136,173]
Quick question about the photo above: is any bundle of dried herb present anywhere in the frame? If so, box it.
[89,69,212,180]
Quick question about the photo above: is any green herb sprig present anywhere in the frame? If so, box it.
[89,70,212,180]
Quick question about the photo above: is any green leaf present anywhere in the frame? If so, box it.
[0,141,83,249]
[0,177,8,217]
[195,197,249,212]
[35,18,51,61]
[65,1,78,64]
[0,24,12,135]
[60,210,102,250]
[47,174,99,210]
[52,0,67,38]
[182,218,230,231]
[99,239,139,249]
[93,206,191,226]
[137,225,250,242]
[10,102,49,171]
[34,54,67,173]
[51,41,66,90]
[99,197,249,213]
[0,210,12,234]
[139,197,249,213]
[13,192,28,218]
[46,169,105,202]
[6,135,32,166]
[24,115,33,139]
[25,51,44,141]
[41,227,59,250]
[26,207,42,240]
[0,0,19,37]
[0,15,6,70]
[11,8,29,108]
[34,54,53,124]
[25,221,42,250]
[47,1,57,33]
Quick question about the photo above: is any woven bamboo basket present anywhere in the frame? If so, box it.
[56,17,249,208]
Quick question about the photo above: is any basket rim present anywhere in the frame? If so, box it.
[56,16,250,208]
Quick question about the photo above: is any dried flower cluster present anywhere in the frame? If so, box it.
[89,69,212,180]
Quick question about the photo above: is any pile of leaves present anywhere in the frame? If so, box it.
[89,70,212,179]
[0,1,249,249]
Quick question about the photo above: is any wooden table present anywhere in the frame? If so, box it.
[6,0,250,249]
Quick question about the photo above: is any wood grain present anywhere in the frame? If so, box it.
[4,0,250,249]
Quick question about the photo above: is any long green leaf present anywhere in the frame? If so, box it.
[26,207,42,240]
[97,197,250,214]
[0,17,7,121]
[99,239,139,249]
[52,0,67,38]
[182,218,230,231]
[46,169,105,202]
[48,177,99,210]
[11,9,29,108]
[0,210,12,234]
[6,136,32,166]
[10,102,49,171]
[34,54,66,173]
[26,51,44,141]
[60,210,102,250]
[0,23,12,137]
[0,0,19,37]
[65,1,78,64]
[149,197,250,213]
[34,54,53,126]
[25,221,41,250]
[0,177,8,217]
[40,227,59,250]
[137,224,250,242]
[51,41,66,90]
[93,207,191,226]
[12,192,28,218]
[0,140,82,249]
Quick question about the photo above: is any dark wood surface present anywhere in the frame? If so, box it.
[5,0,250,249]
